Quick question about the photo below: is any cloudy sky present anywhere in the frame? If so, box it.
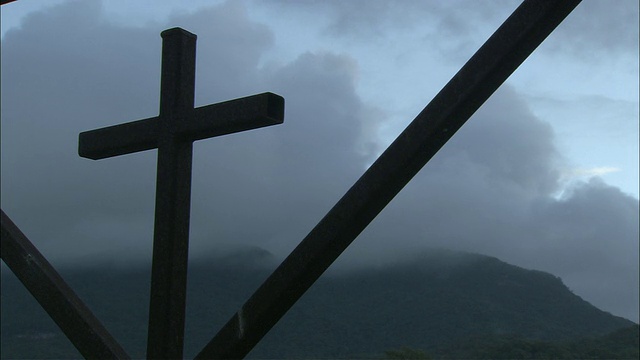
[1,0,638,322]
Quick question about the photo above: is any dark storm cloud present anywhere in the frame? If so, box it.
[166,1,275,102]
[1,0,638,321]
[525,180,639,319]
[1,1,162,262]
[347,86,564,262]
[187,50,376,258]
[342,86,638,321]
[1,0,374,264]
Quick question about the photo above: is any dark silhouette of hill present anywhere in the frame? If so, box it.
[1,248,635,359]
[428,324,639,359]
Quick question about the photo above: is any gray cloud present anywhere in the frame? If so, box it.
[266,0,639,60]
[525,179,639,319]
[551,0,640,56]
[266,0,517,38]
[1,0,638,322]
[1,0,373,262]
[349,86,565,261]
[341,86,638,321]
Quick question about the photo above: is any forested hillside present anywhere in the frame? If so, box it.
[1,249,635,358]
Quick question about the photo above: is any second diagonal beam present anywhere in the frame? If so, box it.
[195,0,582,359]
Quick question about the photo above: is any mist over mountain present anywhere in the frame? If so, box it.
[2,1,638,326]
[1,248,635,359]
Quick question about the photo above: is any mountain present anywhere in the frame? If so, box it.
[429,324,639,359]
[1,249,636,359]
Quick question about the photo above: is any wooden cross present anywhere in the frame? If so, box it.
[78,27,284,359]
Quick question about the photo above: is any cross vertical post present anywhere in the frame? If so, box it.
[78,27,284,359]
[146,28,196,359]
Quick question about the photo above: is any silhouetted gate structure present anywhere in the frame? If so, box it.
[1,1,582,358]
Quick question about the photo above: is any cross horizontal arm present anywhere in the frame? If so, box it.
[79,116,159,160]
[78,92,284,160]
[178,92,284,142]
[0,210,131,360]
[195,0,582,358]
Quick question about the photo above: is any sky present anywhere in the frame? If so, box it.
[1,0,638,323]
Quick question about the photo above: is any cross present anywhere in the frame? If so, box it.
[78,27,284,359]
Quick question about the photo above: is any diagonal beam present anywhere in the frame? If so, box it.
[195,0,582,358]
[78,92,284,160]
[0,210,130,359]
